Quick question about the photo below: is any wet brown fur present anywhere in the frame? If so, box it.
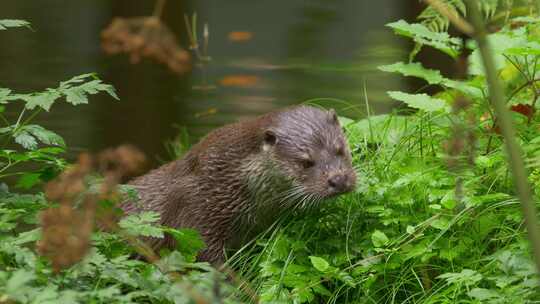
[122,105,356,264]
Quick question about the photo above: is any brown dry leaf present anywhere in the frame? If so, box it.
[98,144,147,181]
[38,155,94,272]
[38,146,147,272]
[101,17,191,74]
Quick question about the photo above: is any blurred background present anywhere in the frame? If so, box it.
[0,0,446,165]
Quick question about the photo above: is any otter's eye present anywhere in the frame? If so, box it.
[301,159,315,169]
[299,153,314,169]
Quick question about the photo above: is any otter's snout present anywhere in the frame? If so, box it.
[328,171,356,194]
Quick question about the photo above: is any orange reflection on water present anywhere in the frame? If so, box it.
[219,75,260,88]
[228,31,253,42]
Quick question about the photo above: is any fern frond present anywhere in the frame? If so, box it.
[417,0,523,32]
[418,0,466,32]
[480,0,499,18]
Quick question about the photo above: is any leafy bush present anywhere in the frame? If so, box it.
[0,20,241,304]
[230,5,540,304]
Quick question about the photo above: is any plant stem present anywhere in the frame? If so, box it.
[507,78,540,102]
[184,14,203,60]
[465,0,540,274]
[14,107,26,130]
[0,114,9,126]
[152,0,167,19]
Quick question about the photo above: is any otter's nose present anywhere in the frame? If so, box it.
[328,173,353,194]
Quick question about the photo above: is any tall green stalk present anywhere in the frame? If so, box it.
[464,0,540,274]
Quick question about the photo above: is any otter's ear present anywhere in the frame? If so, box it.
[263,130,278,146]
[328,109,339,125]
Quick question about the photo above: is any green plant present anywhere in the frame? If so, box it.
[418,0,534,32]
[0,72,118,188]
[229,2,540,303]
[5,1,540,302]
[0,20,242,304]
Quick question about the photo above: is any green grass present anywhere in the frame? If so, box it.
[229,110,539,303]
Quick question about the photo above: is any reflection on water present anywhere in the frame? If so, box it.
[0,0,411,165]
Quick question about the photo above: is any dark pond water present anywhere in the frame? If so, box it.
[0,0,417,165]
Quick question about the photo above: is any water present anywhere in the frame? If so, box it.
[0,0,414,165]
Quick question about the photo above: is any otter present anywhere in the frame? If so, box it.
[122,105,357,264]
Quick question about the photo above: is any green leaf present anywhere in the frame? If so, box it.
[23,89,62,111]
[387,91,448,112]
[12,125,65,150]
[117,184,140,202]
[156,251,188,272]
[338,116,354,128]
[0,88,11,103]
[14,131,38,150]
[165,228,206,263]
[309,256,330,272]
[386,20,462,58]
[417,1,465,32]
[475,155,496,169]
[21,125,65,147]
[16,173,42,189]
[443,79,483,99]
[506,41,540,56]
[0,19,31,30]
[260,261,282,277]
[292,286,315,303]
[371,230,390,247]
[12,74,118,111]
[59,75,119,105]
[379,62,444,85]
[468,288,499,301]
[6,269,35,294]
[430,217,450,230]
[59,73,98,86]
[63,80,118,105]
[13,228,41,245]
[93,286,121,301]
[312,284,332,296]
[118,211,164,238]
[437,269,482,286]
[468,32,526,75]
[429,204,442,210]
[441,191,457,209]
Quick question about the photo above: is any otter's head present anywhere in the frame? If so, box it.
[262,106,357,203]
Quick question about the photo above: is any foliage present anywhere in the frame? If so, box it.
[0,19,240,304]
[0,188,237,303]
[164,126,191,160]
[0,68,119,188]
[4,3,540,303]
[387,19,462,59]
[417,0,531,32]
[229,5,540,304]
[0,19,31,30]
